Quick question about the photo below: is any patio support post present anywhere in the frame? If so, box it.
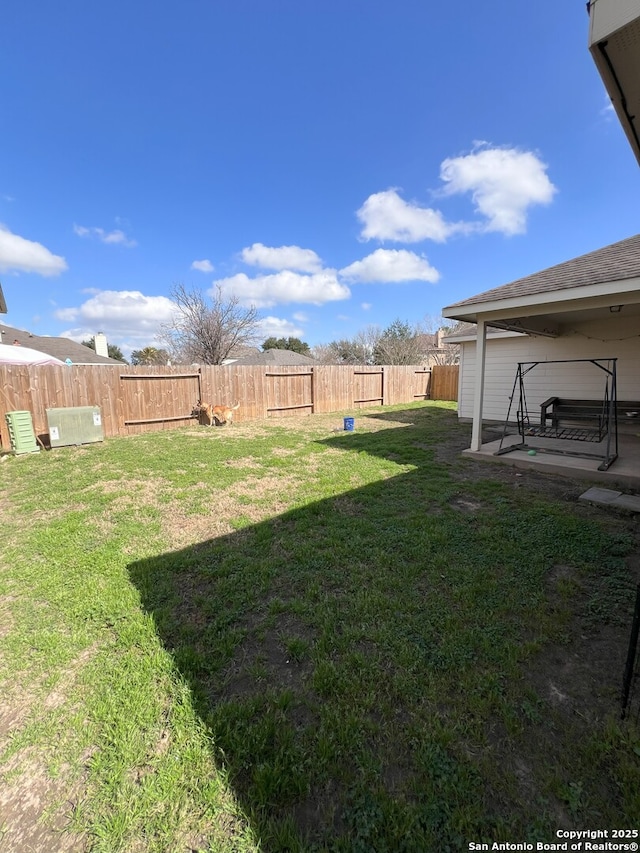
[470,318,487,452]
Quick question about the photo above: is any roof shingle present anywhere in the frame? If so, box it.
[446,233,640,309]
[0,323,122,364]
[230,348,316,366]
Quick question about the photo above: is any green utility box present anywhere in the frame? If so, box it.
[46,406,104,448]
[5,411,40,455]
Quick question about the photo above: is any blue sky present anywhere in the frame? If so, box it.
[1,1,638,358]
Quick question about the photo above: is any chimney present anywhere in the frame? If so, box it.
[94,332,109,357]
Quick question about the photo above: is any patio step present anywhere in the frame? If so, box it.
[579,486,640,513]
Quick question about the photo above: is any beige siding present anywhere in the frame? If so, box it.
[458,315,640,422]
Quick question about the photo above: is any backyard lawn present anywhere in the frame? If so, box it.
[0,401,638,852]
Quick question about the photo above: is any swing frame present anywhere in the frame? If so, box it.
[494,358,618,471]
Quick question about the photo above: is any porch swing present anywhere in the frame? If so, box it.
[495,358,619,471]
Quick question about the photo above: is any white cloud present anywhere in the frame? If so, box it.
[215,270,350,308]
[257,316,305,339]
[439,146,557,236]
[292,311,308,322]
[73,224,137,247]
[191,259,214,273]
[0,224,67,276]
[601,97,616,119]
[361,303,372,311]
[340,249,439,283]
[241,242,323,273]
[358,145,556,243]
[357,190,462,243]
[55,290,175,341]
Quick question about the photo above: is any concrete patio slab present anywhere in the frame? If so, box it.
[462,432,640,489]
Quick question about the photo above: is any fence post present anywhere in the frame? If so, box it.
[311,366,315,414]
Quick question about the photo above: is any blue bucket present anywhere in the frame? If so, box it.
[343,417,355,431]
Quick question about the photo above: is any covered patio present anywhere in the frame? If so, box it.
[466,429,640,490]
[442,234,640,488]
[439,1,640,488]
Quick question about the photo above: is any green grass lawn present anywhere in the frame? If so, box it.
[0,402,638,852]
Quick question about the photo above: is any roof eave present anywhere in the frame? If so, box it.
[442,275,640,323]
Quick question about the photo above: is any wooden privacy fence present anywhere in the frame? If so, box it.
[429,364,458,403]
[0,363,458,447]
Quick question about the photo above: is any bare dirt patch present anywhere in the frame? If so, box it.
[0,647,99,853]
[219,612,316,703]
[158,474,302,548]
[0,758,87,852]
[0,690,32,753]
[185,423,273,440]
[449,495,484,513]
[91,476,169,500]
[223,456,262,469]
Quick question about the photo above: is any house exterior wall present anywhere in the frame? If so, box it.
[458,314,640,422]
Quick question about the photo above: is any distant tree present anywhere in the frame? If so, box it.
[374,319,422,365]
[326,339,365,364]
[81,336,127,363]
[262,336,311,355]
[159,283,260,365]
[315,318,465,366]
[130,346,171,366]
[310,343,336,363]
[313,326,381,364]
[352,326,382,364]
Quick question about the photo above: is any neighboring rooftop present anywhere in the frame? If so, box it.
[445,233,640,310]
[0,323,122,365]
[229,348,316,366]
[441,326,524,343]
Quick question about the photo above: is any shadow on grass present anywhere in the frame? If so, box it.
[127,414,635,851]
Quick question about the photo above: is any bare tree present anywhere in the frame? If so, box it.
[310,342,339,363]
[313,318,469,367]
[159,284,260,365]
[353,325,382,364]
[312,325,382,364]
